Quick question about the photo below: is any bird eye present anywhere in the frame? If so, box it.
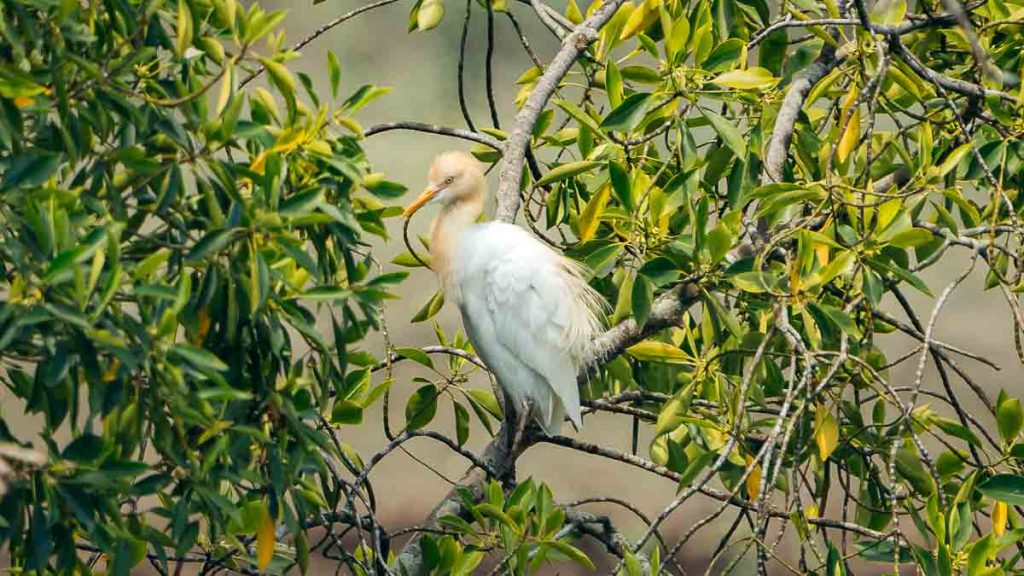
[444,176,454,185]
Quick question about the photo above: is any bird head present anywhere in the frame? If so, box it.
[403,151,486,219]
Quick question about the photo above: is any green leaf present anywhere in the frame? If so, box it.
[396,347,434,369]
[605,61,623,109]
[392,251,430,268]
[710,67,779,90]
[937,142,972,177]
[4,152,61,188]
[261,58,296,102]
[466,389,502,418]
[545,541,595,570]
[405,384,439,430]
[296,286,349,301]
[454,401,470,446]
[730,271,774,293]
[412,290,445,322]
[887,228,933,248]
[600,92,655,132]
[700,108,745,158]
[535,160,601,187]
[327,50,341,98]
[631,273,652,326]
[706,224,732,264]
[363,175,408,199]
[332,400,364,425]
[703,38,744,72]
[626,340,689,364]
[870,0,907,27]
[997,397,1023,444]
[186,228,241,264]
[608,160,632,211]
[808,302,862,340]
[555,99,609,141]
[169,344,229,373]
[417,0,445,31]
[978,474,1024,506]
[655,394,689,435]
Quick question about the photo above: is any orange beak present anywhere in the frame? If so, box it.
[402,186,437,219]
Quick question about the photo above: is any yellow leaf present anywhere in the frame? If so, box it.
[837,84,860,163]
[214,65,233,117]
[577,184,611,242]
[814,242,830,266]
[993,500,1007,536]
[870,0,906,26]
[250,151,268,174]
[814,404,839,461]
[565,0,583,23]
[619,0,656,40]
[626,340,691,365]
[710,67,779,91]
[256,504,275,570]
[195,310,211,345]
[745,456,762,502]
[102,358,121,383]
[937,142,972,178]
[176,0,193,58]
[417,0,445,31]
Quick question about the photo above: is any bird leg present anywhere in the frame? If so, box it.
[510,398,533,456]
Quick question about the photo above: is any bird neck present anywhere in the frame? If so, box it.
[430,196,483,286]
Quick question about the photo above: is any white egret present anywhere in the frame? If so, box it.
[403,151,605,435]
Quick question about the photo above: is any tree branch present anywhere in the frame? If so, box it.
[763,42,850,183]
[493,0,628,223]
[239,0,401,88]
[363,122,505,150]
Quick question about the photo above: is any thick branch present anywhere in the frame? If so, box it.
[562,508,648,568]
[763,42,849,183]
[583,282,701,374]
[493,0,627,223]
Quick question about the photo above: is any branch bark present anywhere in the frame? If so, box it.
[493,0,627,223]
[763,42,849,183]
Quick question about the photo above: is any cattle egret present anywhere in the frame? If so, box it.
[403,151,605,435]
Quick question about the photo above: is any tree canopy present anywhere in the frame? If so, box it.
[3,0,1024,574]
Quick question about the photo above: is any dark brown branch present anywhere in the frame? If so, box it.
[363,122,505,150]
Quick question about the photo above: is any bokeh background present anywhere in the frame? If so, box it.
[255,2,1016,572]
[1,1,1015,572]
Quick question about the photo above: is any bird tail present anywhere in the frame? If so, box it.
[536,397,566,435]
[535,381,581,435]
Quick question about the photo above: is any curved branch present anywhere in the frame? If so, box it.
[371,345,488,372]
[363,122,505,150]
[239,0,401,88]
[763,42,850,183]
[493,0,628,223]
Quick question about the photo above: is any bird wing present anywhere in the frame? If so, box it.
[452,222,602,431]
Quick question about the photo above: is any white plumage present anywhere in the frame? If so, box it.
[403,151,604,434]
